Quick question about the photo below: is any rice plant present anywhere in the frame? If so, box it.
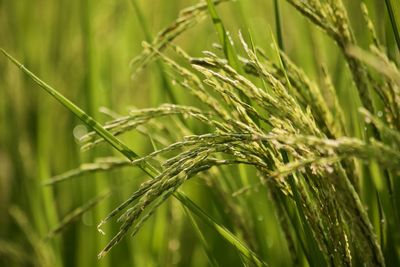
[1,0,400,266]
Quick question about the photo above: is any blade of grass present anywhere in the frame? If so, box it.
[1,49,141,163]
[1,48,266,266]
[273,0,284,51]
[273,189,310,265]
[206,0,240,71]
[130,0,152,42]
[174,193,268,267]
[385,0,400,52]
[183,206,220,267]
[130,0,177,104]
[287,174,326,266]
[206,0,256,112]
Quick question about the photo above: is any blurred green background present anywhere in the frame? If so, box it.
[0,0,397,266]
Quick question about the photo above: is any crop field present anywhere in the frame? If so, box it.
[1,0,399,266]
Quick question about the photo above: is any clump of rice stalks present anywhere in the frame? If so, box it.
[2,0,400,266]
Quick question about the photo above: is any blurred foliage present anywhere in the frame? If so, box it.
[0,0,399,266]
